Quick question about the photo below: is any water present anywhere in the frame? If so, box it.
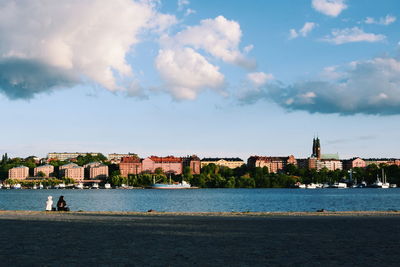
[1,188,400,212]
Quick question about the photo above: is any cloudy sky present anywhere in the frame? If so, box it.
[0,0,399,159]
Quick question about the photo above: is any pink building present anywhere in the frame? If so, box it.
[60,163,84,181]
[183,155,201,175]
[8,166,29,180]
[247,155,297,173]
[84,162,109,180]
[34,164,54,177]
[119,157,142,177]
[142,156,183,174]
[343,157,366,170]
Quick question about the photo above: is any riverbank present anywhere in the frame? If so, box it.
[0,211,400,266]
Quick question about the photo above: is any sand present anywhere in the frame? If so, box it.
[0,210,400,266]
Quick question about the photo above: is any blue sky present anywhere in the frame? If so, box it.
[0,0,399,159]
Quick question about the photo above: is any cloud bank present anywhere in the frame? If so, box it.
[365,15,396,26]
[0,0,170,99]
[240,57,400,115]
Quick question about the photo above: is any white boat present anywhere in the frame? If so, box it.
[12,183,22,189]
[306,183,317,189]
[58,183,66,189]
[150,180,191,189]
[315,183,323,188]
[390,184,397,188]
[32,184,37,190]
[323,183,330,188]
[91,183,99,189]
[75,183,84,189]
[0,184,2,189]
[3,184,10,189]
[104,183,111,189]
[331,182,347,189]
[39,183,44,189]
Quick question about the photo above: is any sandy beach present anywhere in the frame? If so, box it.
[0,211,400,266]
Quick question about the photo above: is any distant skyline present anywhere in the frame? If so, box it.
[0,0,399,159]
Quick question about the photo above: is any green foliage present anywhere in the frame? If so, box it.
[37,171,46,177]
[75,154,107,166]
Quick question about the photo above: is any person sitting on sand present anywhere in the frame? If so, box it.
[45,196,53,211]
[57,196,69,211]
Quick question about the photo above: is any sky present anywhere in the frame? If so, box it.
[0,0,400,160]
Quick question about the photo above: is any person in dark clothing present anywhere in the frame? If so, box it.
[57,196,69,211]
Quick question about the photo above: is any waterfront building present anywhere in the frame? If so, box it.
[84,162,109,180]
[119,157,142,177]
[60,163,84,181]
[8,166,29,180]
[364,158,400,167]
[142,156,183,175]
[108,153,138,164]
[183,155,201,175]
[47,152,101,161]
[343,157,366,170]
[201,158,245,169]
[316,159,343,171]
[34,164,54,177]
[247,155,297,173]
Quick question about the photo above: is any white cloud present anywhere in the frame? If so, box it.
[365,15,396,26]
[155,48,225,100]
[289,22,317,39]
[156,15,256,100]
[300,22,317,36]
[312,0,347,17]
[289,29,299,39]
[172,16,255,69]
[178,0,190,10]
[240,57,400,115]
[247,72,274,87]
[323,27,386,44]
[0,0,176,99]
[185,8,196,16]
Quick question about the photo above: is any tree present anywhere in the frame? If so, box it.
[37,171,46,178]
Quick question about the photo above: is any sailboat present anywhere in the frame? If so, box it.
[381,169,389,189]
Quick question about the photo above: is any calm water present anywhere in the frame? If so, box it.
[1,188,400,212]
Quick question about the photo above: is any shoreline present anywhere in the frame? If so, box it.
[1,209,400,217]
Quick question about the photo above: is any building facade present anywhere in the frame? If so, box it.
[247,155,297,173]
[142,156,183,174]
[119,157,142,177]
[183,155,201,175]
[84,162,109,180]
[108,153,138,164]
[60,163,84,181]
[343,157,366,170]
[47,152,101,161]
[316,159,343,171]
[8,166,29,180]
[34,164,54,177]
[201,158,245,169]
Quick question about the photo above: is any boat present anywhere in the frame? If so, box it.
[390,184,397,188]
[306,183,317,189]
[295,182,306,189]
[39,183,44,189]
[32,184,37,190]
[315,183,323,188]
[330,182,347,189]
[58,183,66,189]
[3,184,10,189]
[381,170,389,189]
[75,183,84,189]
[104,183,111,189]
[322,183,330,188]
[91,183,99,189]
[12,183,22,189]
[150,180,192,189]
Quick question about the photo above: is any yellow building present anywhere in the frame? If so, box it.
[201,158,245,169]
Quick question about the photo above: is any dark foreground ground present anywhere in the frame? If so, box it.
[0,211,400,266]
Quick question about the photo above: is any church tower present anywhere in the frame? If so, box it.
[312,137,321,159]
